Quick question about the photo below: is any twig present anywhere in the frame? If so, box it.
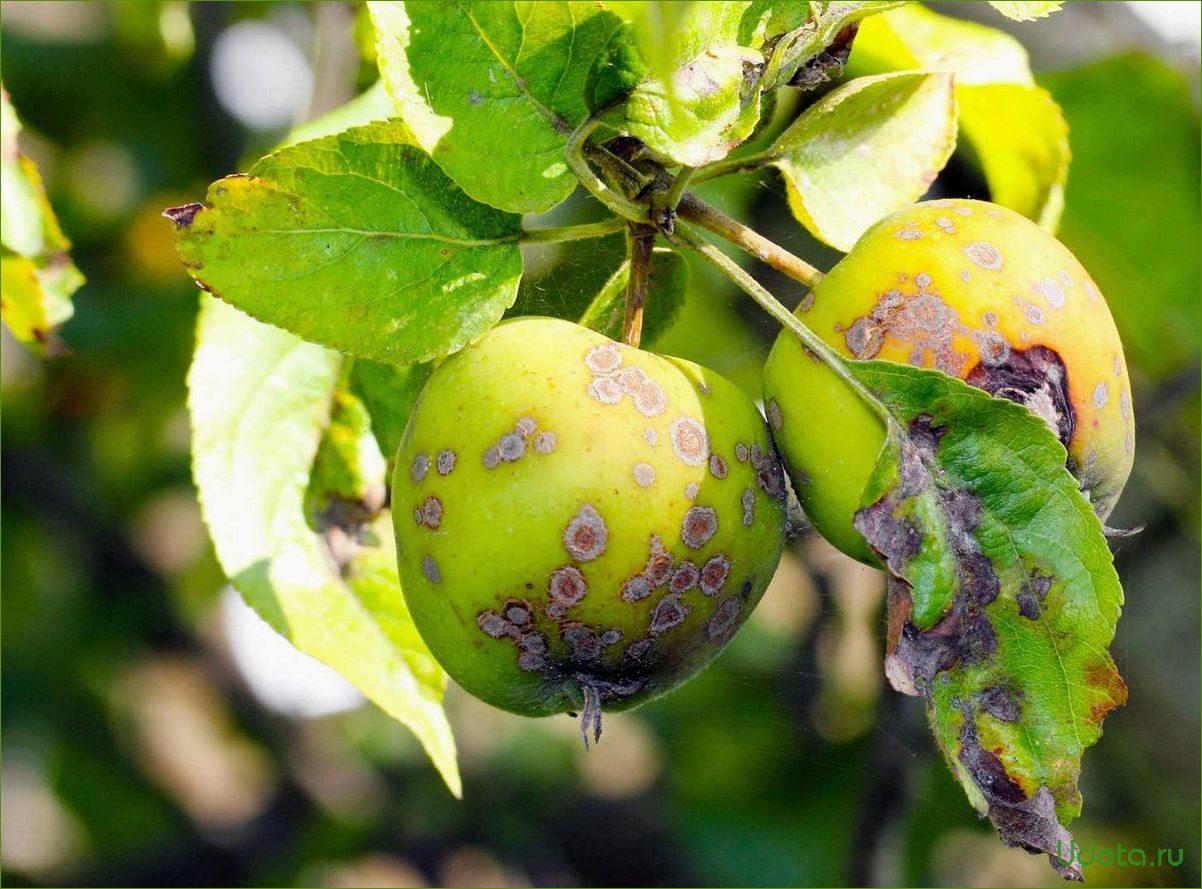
[566,118,648,223]
[677,193,824,289]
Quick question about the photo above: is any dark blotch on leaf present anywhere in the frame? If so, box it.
[163,202,204,228]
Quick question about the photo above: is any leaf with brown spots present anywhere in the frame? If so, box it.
[849,360,1125,880]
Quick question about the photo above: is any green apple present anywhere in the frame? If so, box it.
[764,199,1134,565]
[393,317,787,730]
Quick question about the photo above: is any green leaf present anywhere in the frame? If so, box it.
[849,361,1124,879]
[1,85,83,350]
[988,1,1062,21]
[169,120,523,364]
[369,1,623,214]
[601,1,764,167]
[1042,54,1201,380]
[189,296,460,795]
[767,72,957,251]
[738,0,812,47]
[850,4,1069,229]
[577,245,689,345]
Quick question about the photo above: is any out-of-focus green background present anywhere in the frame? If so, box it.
[2,2,1198,887]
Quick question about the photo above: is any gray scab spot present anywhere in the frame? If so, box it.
[633,462,656,487]
[954,206,973,217]
[896,222,923,241]
[915,273,933,290]
[845,317,882,360]
[669,561,699,594]
[467,90,483,106]
[1057,269,1073,287]
[935,216,956,233]
[587,376,623,404]
[437,449,457,476]
[584,343,621,374]
[684,482,699,501]
[421,554,441,583]
[1119,390,1130,419]
[709,454,728,479]
[534,431,557,454]
[411,453,430,483]
[741,489,756,527]
[621,574,653,602]
[699,554,731,596]
[670,416,709,465]
[766,398,783,430]
[1024,303,1045,325]
[563,503,608,561]
[681,506,718,549]
[644,427,658,445]
[483,446,501,469]
[626,638,654,661]
[515,417,537,439]
[798,292,815,312]
[1084,280,1101,303]
[1113,356,1122,378]
[419,495,443,529]
[644,535,674,586]
[600,629,623,645]
[1093,381,1109,408]
[734,442,749,463]
[549,565,587,605]
[959,269,971,283]
[498,432,526,462]
[705,597,742,640]
[562,624,602,660]
[477,610,506,638]
[964,241,1003,270]
[982,311,998,327]
[1035,276,1066,309]
[649,592,691,634]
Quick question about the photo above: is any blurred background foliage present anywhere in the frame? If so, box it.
[1,2,1198,887]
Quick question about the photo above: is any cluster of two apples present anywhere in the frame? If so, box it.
[393,201,1134,723]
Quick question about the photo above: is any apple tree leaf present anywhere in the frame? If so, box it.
[848,360,1125,880]
[168,120,524,365]
[766,71,957,251]
[189,296,460,796]
[369,0,623,214]
[851,4,1068,229]
[1,85,83,351]
[989,1,1063,22]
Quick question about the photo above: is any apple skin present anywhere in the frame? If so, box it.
[393,317,787,718]
[763,199,1134,565]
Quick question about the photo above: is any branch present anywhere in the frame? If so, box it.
[623,224,657,348]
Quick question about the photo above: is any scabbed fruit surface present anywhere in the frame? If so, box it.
[393,317,787,719]
[764,199,1134,564]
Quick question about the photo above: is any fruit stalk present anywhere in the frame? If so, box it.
[623,224,657,348]
[676,193,825,289]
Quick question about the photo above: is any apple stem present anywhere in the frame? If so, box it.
[623,225,656,348]
[579,682,603,749]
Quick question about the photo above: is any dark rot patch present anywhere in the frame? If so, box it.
[705,597,742,640]
[625,637,654,661]
[885,605,962,696]
[751,444,787,501]
[680,506,718,549]
[549,565,588,606]
[965,345,1075,449]
[649,592,691,634]
[563,504,608,561]
[977,686,1021,723]
[699,554,732,596]
[669,561,699,594]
